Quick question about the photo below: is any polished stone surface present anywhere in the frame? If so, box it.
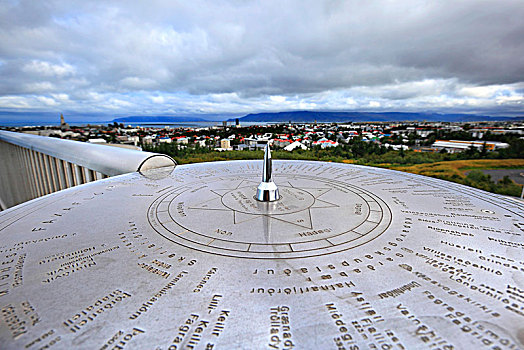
[1,160,523,349]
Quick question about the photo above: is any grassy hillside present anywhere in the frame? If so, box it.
[389,159,524,196]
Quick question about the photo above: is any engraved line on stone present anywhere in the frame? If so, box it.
[263,211,313,230]
[233,211,262,225]
[310,198,339,209]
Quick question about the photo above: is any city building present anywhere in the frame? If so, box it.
[431,140,509,153]
[284,141,308,151]
[312,138,339,148]
[220,138,231,149]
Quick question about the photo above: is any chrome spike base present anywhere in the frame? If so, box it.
[255,143,280,201]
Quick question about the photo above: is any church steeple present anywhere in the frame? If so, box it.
[60,113,69,130]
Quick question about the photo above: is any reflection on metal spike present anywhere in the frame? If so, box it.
[255,144,280,201]
[262,143,272,182]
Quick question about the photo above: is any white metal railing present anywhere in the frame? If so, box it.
[0,130,176,210]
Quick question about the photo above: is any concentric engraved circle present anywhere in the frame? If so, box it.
[148,172,392,259]
[221,186,315,215]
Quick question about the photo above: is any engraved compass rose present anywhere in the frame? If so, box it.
[186,145,339,230]
[148,148,391,258]
[190,177,338,230]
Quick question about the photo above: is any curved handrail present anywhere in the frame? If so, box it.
[0,130,176,176]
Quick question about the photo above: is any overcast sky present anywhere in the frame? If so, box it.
[0,0,523,120]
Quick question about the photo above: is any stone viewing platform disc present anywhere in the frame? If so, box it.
[0,160,523,349]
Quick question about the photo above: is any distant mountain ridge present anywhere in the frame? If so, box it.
[112,116,209,123]
[0,110,521,127]
[231,111,523,123]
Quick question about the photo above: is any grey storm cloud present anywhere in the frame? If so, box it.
[0,0,523,116]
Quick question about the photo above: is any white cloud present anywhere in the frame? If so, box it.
[51,93,70,102]
[119,77,157,89]
[0,1,523,117]
[24,82,55,93]
[22,61,75,77]
[150,95,165,104]
[346,98,357,106]
[269,95,286,103]
[0,96,32,109]
[106,98,133,108]
[210,92,240,102]
[496,95,523,105]
[460,86,501,99]
[37,96,57,106]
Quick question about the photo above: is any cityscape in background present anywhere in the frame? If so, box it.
[2,113,523,198]
[1,114,521,154]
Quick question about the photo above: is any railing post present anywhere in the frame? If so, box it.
[0,130,176,210]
